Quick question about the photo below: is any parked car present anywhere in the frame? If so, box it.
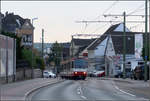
[93,70,105,77]
[43,71,56,78]
[114,69,123,78]
[115,68,132,78]
[130,65,149,80]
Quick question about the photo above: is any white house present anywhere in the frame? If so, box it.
[82,23,144,77]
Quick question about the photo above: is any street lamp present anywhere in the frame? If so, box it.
[31,17,38,79]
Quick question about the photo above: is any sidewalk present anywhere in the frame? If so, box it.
[107,77,150,99]
[0,78,63,100]
[107,78,150,87]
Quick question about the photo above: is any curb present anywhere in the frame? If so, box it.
[113,79,132,84]
[24,79,65,101]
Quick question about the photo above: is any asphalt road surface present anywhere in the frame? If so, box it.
[27,78,149,101]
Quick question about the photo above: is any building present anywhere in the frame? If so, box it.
[0,12,4,31]
[85,23,145,76]
[61,42,71,61]
[2,12,34,48]
[70,38,96,58]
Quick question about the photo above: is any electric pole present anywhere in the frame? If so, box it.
[149,0,150,80]
[76,14,145,79]
[42,29,44,58]
[123,12,126,79]
[71,35,73,69]
[144,0,148,82]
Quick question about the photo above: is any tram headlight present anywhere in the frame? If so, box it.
[83,72,86,74]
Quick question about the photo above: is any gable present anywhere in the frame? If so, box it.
[114,23,130,32]
[94,37,108,57]
[105,36,115,57]
[21,20,34,30]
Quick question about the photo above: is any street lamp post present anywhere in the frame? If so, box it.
[31,17,38,79]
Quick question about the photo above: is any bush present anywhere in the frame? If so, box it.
[36,57,45,70]
[22,48,36,67]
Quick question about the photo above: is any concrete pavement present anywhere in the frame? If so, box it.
[28,78,148,100]
[1,78,63,101]
[105,77,150,99]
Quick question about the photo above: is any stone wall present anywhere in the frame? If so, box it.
[0,68,42,84]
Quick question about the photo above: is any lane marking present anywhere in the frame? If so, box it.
[77,87,81,95]
[114,85,135,97]
[77,86,88,100]
[113,81,149,101]
[81,95,87,100]
[112,80,136,97]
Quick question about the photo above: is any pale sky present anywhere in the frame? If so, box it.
[1,1,146,43]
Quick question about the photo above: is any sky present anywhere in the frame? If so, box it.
[1,1,147,43]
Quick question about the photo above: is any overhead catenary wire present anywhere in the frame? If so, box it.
[89,0,120,33]
[72,34,143,37]
[127,3,145,15]
[79,0,119,34]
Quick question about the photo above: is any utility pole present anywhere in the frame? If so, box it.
[144,0,148,82]
[31,17,38,79]
[42,29,44,58]
[71,35,73,69]
[123,12,126,79]
[149,0,150,79]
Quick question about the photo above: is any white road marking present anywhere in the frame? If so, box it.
[111,80,136,97]
[112,81,149,101]
[77,86,88,100]
[114,85,135,97]
[77,87,81,95]
[81,95,87,100]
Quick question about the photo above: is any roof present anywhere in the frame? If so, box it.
[87,23,144,54]
[75,46,87,56]
[60,42,71,48]
[2,12,33,33]
[110,31,135,54]
[87,24,120,50]
[2,13,26,32]
[72,38,96,56]
[72,38,96,46]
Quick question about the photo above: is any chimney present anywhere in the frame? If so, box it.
[5,11,8,16]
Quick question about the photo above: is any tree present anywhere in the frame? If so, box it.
[36,57,45,70]
[48,41,63,73]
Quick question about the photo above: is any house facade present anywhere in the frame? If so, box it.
[2,12,34,49]
[104,24,144,77]
[86,23,144,77]
[70,38,96,58]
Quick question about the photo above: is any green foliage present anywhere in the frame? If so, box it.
[1,31,17,39]
[36,57,45,70]
[1,31,45,70]
[22,48,35,67]
[22,48,45,70]
[48,41,63,66]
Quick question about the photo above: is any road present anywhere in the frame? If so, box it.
[27,78,148,101]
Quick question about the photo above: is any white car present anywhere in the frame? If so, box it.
[43,71,56,78]
[93,70,105,77]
